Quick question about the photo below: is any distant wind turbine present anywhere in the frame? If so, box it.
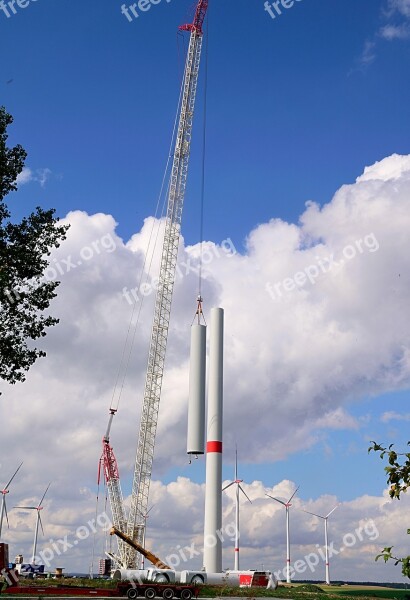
[266,485,299,583]
[0,462,23,539]
[222,448,252,571]
[302,504,339,585]
[15,483,51,564]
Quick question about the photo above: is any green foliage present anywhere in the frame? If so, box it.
[369,442,410,579]
[0,106,69,388]
[297,584,325,592]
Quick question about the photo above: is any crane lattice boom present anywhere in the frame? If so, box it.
[99,409,128,566]
[125,1,208,568]
[110,527,171,570]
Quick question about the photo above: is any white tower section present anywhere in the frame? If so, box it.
[187,323,207,455]
[126,26,206,568]
[203,307,224,573]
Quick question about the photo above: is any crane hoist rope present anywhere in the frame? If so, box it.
[198,15,209,299]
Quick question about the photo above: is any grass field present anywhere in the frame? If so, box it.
[198,583,410,599]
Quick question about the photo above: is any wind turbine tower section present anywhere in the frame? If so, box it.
[203,307,224,573]
[187,317,207,456]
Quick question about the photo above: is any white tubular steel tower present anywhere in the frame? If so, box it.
[187,309,206,456]
[302,505,339,585]
[125,0,209,568]
[203,308,224,573]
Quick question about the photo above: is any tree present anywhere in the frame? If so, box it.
[0,106,68,388]
[369,441,410,579]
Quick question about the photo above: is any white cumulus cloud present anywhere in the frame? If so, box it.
[1,153,410,578]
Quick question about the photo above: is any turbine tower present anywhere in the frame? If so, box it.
[0,462,23,539]
[222,448,252,571]
[266,485,299,584]
[15,483,51,564]
[302,504,339,585]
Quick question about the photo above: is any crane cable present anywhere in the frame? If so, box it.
[109,43,188,413]
[198,15,209,300]
[90,471,102,578]
[190,9,209,332]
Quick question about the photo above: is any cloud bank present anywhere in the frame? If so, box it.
[1,153,410,579]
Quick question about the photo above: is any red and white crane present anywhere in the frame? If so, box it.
[99,409,128,567]
[100,0,209,570]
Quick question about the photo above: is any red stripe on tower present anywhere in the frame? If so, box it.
[207,441,223,453]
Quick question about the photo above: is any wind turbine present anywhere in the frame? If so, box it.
[266,485,299,584]
[0,462,23,540]
[15,483,51,564]
[222,448,252,571]
[302,504,339,585]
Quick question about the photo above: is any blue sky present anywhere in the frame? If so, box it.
[161,388,410,502]
[2,0,410,249]
[1,0,410,578]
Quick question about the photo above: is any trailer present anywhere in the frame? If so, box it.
[117,582,198,600]
[2,581,198,599]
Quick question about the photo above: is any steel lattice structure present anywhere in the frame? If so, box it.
[100,0,208,571]
[99,409,128,566]
[125,13,207,567]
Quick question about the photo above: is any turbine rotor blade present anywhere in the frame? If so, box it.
[302,508,324,519]
[265,494,286,506]
[39,482,51,507]
[288,485,300,503]
[326,504,340,519]
[39,513,45,536]
[5,503,9,528]
[235,445,238,481]
[4,462,23,491]
[239,484,252,503]
[14,506,36,510]
[222,481,235,492]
